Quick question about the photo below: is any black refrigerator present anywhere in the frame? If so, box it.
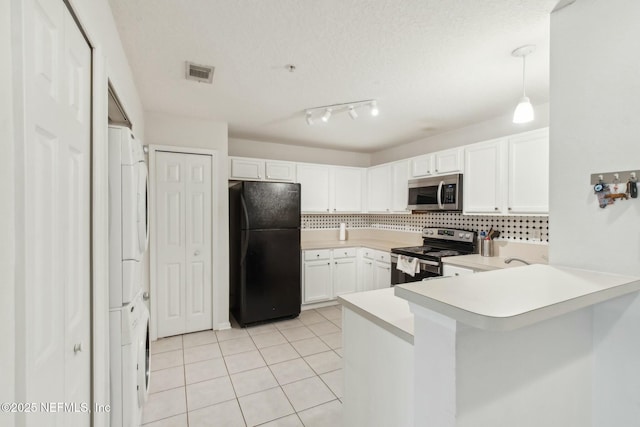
[229,181,301,327]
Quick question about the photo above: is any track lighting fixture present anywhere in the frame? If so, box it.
[511,45,535,124]
[303,99,379,126]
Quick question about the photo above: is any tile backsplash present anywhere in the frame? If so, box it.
[301,213,549,243]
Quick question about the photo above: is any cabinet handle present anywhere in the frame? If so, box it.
[494,207,499,211]
[508,207,512,211]
[326,209,329,212]
[317,254,320,257]
[455,273,459,276]
[335,262,338,264]
[74,342,84,353]
[327,263,330,265]
[258,174,261,179]
[386,267,391,271]
[435,169,438,173]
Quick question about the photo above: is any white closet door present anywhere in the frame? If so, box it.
[22,0,91,425]
[156,152,212,337]
[185,155,213,333]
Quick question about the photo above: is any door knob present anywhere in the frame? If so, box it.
[74,343,84,353]
[194,250,200,256]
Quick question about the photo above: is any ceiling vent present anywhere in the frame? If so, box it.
[185,62,215,84]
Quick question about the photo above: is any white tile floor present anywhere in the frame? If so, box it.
[144,305,344,427]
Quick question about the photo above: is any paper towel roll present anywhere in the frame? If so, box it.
[339,223,347,241]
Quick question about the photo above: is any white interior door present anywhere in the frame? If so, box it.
[155,151,213,337]
[22,0,91,425]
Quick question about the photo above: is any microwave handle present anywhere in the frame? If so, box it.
[437,180,444,209]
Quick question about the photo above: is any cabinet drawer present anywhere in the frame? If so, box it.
[304,249,332,261]
[362,248,390,263]
[332,248,357,259]
[375,251,391,263]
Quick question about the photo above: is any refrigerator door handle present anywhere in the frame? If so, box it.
[240,194,250,264]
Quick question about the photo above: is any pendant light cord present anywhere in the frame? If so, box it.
[522,55,527,97]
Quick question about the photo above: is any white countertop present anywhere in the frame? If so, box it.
[442,254,546,271]
[395,264,640,331]
[338,288,414,344]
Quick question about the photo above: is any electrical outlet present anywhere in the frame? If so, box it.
[532,228,541,241]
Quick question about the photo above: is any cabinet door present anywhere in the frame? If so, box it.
[390,161,409,212]
[297,164,331,213]
[442,264,475,277]
[333,167,364,213]
[464,140,504,214]
[303,260,333,303]
[374,261,392,289]
[507,129,549,214]
[360,258,375,292]
[410,154,433,178]
[434,148,463,174]
[367,165,391,212]
[229,157,265,180]
[265,161,296,182]
[333,257,358,296]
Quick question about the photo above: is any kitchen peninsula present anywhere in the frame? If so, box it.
[340,265,640,427]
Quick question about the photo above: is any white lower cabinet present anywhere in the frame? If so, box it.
[303,259,333,303]
[374,260,392,289]
[303,247,391,303]
[334,258,358,296]
[360,248,391,291]
[303,248,358,304]
[442,264,475,277]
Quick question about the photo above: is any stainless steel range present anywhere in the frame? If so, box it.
[390,228,477,285]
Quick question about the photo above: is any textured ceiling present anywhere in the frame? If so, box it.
[109,0,556,152]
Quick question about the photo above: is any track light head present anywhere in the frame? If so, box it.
[348,106,358,120]
[370,101,379,117]
[305,111,314,126]
[321,108,332,123]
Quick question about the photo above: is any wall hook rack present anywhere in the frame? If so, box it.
[590,169,638,185]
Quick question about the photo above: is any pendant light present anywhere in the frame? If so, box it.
[511,45,535,124]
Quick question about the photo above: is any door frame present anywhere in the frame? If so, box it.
[148,144,219,340]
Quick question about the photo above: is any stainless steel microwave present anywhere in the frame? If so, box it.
[407,173,463,211]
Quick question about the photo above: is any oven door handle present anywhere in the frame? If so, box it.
[391,254,439,267]
[437,180,444,209]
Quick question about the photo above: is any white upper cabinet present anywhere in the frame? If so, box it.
[229,157,295,182]
[507,128,549,214]
[333,167,364,213]
[390,160,410,212]
[229,157,265,180]
[367,164,392,212]
[464,128,549,215]
[434,148,463,174]
[297,164,331,213]
[410,148,463,178]
[265,161,296,182]
[463,139,504,214]
[410,154,434,178]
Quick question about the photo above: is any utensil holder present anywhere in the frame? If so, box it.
[481,240,494,257]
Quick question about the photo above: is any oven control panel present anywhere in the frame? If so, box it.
[422,228,475,242]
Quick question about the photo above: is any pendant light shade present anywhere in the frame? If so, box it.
[511,45,536,124]
[513,96,534,123]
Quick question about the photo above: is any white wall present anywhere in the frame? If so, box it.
[229,137,371,167]
[371,103,549,165]
[550,1,640,425]
[1,0,15,423]
[145,111,230,330]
